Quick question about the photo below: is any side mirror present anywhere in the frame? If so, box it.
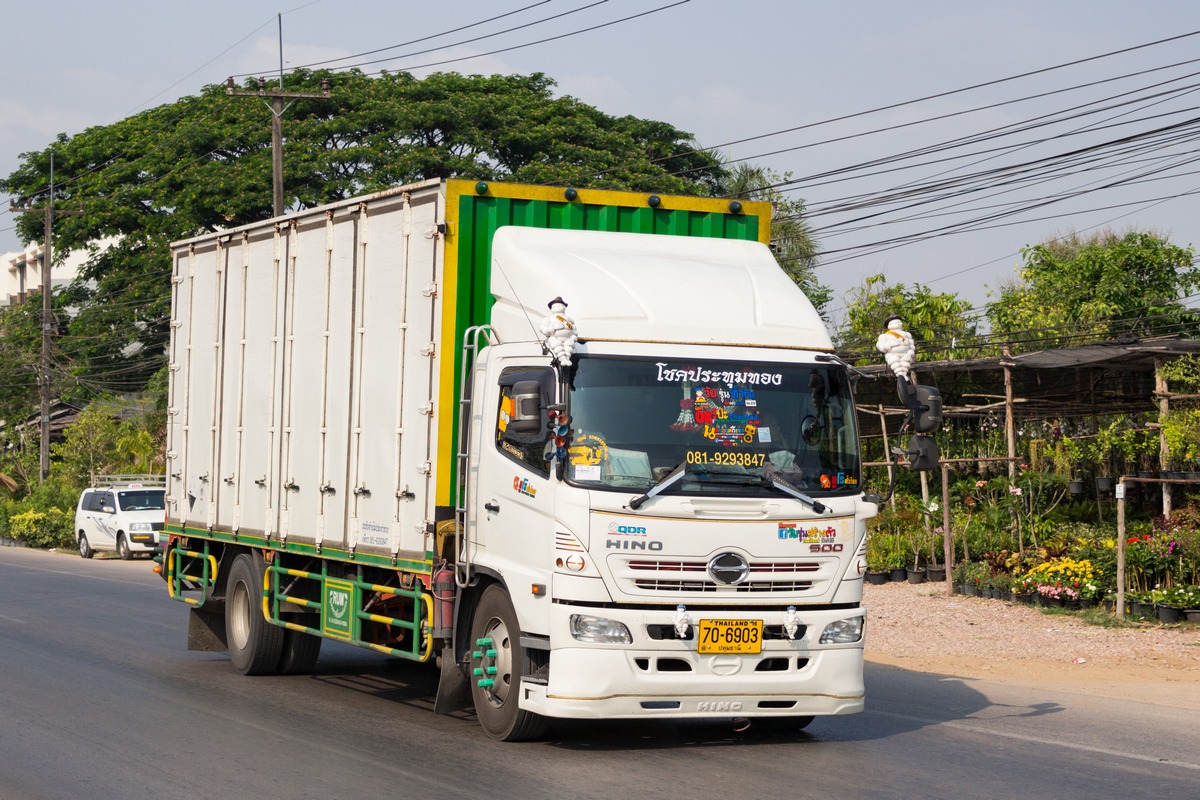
[507,380,544,434]
[897,378,942,434]
[905,435,940,471]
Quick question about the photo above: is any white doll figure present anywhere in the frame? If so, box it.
[539,296,578,367]
[875,315,915,380]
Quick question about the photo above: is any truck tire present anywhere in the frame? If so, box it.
[277,628,322,675]
[225,554,284,675]
[78,532,94,559]
[468,584,546,741]
[116,532,132,560]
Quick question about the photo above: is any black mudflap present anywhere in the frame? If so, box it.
[187,604,228,652]
[433,645,472,715]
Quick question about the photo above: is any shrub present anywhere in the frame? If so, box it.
[8,508,74,550]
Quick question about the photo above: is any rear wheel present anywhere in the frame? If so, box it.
[116,533,132,560]
[77,532,93,559]
[225,554,284,675]
[468,584,546,741]
[276,628,322,675]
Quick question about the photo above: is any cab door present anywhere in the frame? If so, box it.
[468,355,558,603]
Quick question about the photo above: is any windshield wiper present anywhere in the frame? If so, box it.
[763,473,829,514]
[627,462,829,514]
[627,461,686,510]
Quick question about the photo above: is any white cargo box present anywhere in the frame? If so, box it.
[167,183,444,559]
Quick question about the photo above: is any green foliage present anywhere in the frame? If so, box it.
[1159,354,1200,392]
[7,508,73,550]
[837,273,975,361]
[0,300,44,427]
[2,69,733,395]
[866,499,922,569]
[987,229,1200,350]
[50,406,121,488]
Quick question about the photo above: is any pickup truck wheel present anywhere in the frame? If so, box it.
[116,533,132,560]
[468,585,546,741]
[225,554,284,675]
[77,532,94,559]
[277,629,322,675]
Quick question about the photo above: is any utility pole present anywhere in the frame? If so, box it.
[226,16,330,216]
[10,153,64,483]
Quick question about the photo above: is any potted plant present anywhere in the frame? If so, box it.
[865,534,891,584]
[952,561,973,595]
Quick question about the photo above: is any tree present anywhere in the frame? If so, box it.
[987,229,1200,351]
[49,406,121,488]
[837,273,976,362]
[0,300,44,428]
[718,164,829,314]
[2,70,727,394]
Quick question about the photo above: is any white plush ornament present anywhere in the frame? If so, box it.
[539,296,578,367]
[875,316,916,380]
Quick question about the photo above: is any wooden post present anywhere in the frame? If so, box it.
[1003,347,1021,553]
[919,470,931,568]
[877,404,895,511]
[1155,357,1172,517]
[942,462,953,595]
[1116,479,1126,621]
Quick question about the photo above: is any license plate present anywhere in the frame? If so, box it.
[697,618,763,654]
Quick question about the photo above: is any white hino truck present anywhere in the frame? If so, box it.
[163,178,907,740]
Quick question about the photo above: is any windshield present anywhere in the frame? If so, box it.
[117,490,166,511]
[565,357,860,496]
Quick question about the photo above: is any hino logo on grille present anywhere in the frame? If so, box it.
[708,552,750,585]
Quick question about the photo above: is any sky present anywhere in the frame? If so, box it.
[4,0,1200,329]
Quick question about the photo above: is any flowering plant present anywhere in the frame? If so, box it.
[1022,556,1095,602]
[1157,585,1200,609]
[1037,583,1080,601]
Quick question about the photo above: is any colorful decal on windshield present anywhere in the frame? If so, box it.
[568,432,609,466]
[819,472,859,489]
[668,376,763,445]
[655,363,784,386]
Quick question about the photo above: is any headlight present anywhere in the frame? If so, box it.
[819,616,864,644]
[569,614,633,645]
[129,522,153,532]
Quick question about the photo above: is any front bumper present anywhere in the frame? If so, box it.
[520,603,865,720]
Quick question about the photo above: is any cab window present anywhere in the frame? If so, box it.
[495,367,553,476]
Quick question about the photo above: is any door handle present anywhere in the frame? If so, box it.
[484,501,500,513]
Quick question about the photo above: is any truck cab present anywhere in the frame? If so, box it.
[455,227,875,737]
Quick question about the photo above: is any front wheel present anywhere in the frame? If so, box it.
[468,585,546,741]
[116,533,132,560]
[276,628,322,675]
[225,554,284,675]
[78,532,93,559]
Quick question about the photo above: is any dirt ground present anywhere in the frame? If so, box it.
[863,581,1200,709]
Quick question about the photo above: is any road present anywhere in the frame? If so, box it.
[0,546,1194,800]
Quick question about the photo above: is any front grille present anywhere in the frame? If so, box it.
[628,559,820,574]
[634,579,813,593]
[617,557,824,595]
